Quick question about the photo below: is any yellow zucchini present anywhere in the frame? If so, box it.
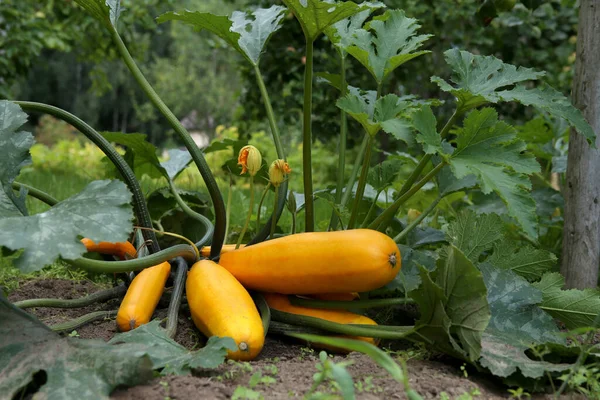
[116,261,171,331]
[186,260,264,361]
[200,244,244,258]
[81,238,137,260]
[219,229,400,294]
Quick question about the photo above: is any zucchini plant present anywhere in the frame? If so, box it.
[1,0,600,397]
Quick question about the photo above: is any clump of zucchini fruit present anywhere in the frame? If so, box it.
[80,229,401,360]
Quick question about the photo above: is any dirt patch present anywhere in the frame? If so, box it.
[9,279,571,399]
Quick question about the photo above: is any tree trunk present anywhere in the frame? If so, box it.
[561,0,600,289]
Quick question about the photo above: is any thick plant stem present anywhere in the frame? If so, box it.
[368,163,446,230]
[51,310,118,333]
[109,27,225,258]
[393,196,443,243]
[252,293,271,338]
[12,182,58,207]
[302,41,315,232]
[348,135,374,229]
[254,66,285,159]
[165,257,187,339]
[14,101,159,253]
[256,183,271,232]
[168,178,214,248]
[237,178,255,249]
[330,55,348,229]
[330,135,369,231]
[14,285,126,309]
[68,244,197,273]
[270,186,279,238]
[289,296,415,310]
[369,110,461,231]
[224,175,233,244]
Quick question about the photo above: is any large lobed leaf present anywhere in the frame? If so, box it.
[532,273,600,330]
[282,0,373,42]
[109,320,237,375]
[0,293,153,399]
[346,9,431,84]
[409,245,490,362]
[102,132,168,180]
[157,5,286,67]
[0,180,133,272]
[449,108,540,238]
[324,5,382,56]
[73,0,123,30]
[446,210,503,263]
[487,238,556,281]
[0,101,33,218]
[433,49,595,144]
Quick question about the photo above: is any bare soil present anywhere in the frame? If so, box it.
[8,279,567,400]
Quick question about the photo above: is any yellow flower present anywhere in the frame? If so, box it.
[268,159,291,187]
[238,145,262,176]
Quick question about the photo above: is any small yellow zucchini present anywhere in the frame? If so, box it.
[219,229,400,294]
[116,261,171,331]
[81,238,137,260]
[186,260,264,361]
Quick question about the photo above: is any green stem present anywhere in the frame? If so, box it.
[252,293,271,338]
[331,54,348,229]
[360,189,383,228]
[373,110,461,232]
[291,211,297,234]
[256,183,271,232]
[50,310,118,333]
[289,296,415,310]
[14,285,126,309]
[168,178,214,248]
[12,181,58,207]
[165,257,187,339]
[393,196,443,243]
[348,135,374,229]
[236,177,255,249]
[109,27,225,258]
[67,244,197,273]
[254,65,285,160]
[247,181,288,246]
[302,40,315,232]
[368,162,446,230]
[224,174,233,244]
[14,101,159,253]
[270,186,279,238]
[271,309,416,340]
[268,320,331,336]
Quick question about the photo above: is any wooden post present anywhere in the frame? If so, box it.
[561,0,600,289]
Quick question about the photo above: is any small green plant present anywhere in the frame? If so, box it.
[306,351,356,400]
[231,385,263,400]
[507,387,531,399]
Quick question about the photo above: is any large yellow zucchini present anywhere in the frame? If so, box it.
[116,261,171,331]
[200,244,244,258]
[219,229,400,294]
[186,260,264,361]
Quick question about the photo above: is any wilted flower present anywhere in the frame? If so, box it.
[407,208,422,224]
[269,159,291,187]
[238,145,262,176]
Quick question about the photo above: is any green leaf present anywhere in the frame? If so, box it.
[146,187,209,222]
[316,72,343,91]
[102,132,166,180]
[446,210,504,263]
[410,245,490,361]
[480,263,562,345]
[431,49,544,111]
[0,293,153,399]
[109,320,237,375]
[532,273,600,330]
[157,6,286,67]
[367,159,403,192]
[204,137,247,154]
[282,0,372,42]
[449,108,540,238]
[289,334,404,382]
[0,180,133,272]
[346,10,431,83]
[0,101,32,218]
[498,83,596,145]
[161,149,192,181]
[432,49,595,144]
[337,90,411,138]
[377,245,437,295]
[487,239,556,281]
[436,164,477,197]
[479,332,571,378]
[331,363,356,400]
[72,0,123,30]
[324,4,382,55]
[412,105,443,154]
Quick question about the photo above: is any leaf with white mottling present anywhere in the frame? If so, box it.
[0,180,133,272]
[487,239,556,281]
[72,0,123,30]
[162,149,193,180]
